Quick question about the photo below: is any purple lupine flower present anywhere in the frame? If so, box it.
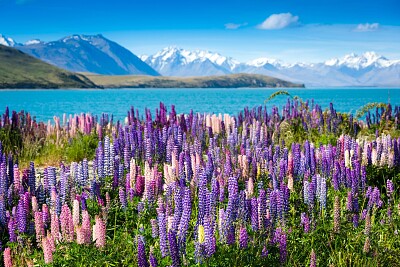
[204,216,215,257]
[137,235,149,267]
[239,226,249,249]
[151,219,159,238]
[149,248,158,267]
[8,216,16,242]
[158,212,169,257]
[301,212,310,233]
[119,187,127,209]
[387,179,394,198]
[177,187,191,253]
[172,185,183,232]
[250,198,259,231]
[17,197,27,233]
[168,230,181,267]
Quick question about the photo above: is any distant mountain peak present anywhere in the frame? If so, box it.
[146,47,240,73]
[0,34,19,47]
[24,39,44,46]
[325,51,393,69]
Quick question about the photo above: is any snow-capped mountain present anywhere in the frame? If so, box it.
[144,48,400,86]
[24,39,44,46]
[17,34,159,76]
[324,52,398,69]
[0,34,20,47]
[142,47,239,76]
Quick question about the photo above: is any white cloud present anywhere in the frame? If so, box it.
[225,23,247,30]
[354,23,380,32]
[258,13,299,30]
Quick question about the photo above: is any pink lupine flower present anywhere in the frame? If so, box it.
[42,236,53,264]
[94,215,106,248]
[4,247,12,267]
[35,211,45,244]
[60,204,74,242]
[72,199,80,226]
[51,212,60,241]
[81,210,92,244]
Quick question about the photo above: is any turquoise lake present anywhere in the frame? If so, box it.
[0,88,399,122]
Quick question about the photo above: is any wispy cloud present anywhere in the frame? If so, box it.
[224,22,247,30]
[354,23,380,32]
[258,13,299,30]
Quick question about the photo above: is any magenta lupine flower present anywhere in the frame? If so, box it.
[168,230,181,267]
[137,235,149,267]
[239,226,249,249]
[4,247,12,267]
[136,175,145,196]
[94,215,106,248]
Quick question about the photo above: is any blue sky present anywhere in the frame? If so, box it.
[1,0,399,62]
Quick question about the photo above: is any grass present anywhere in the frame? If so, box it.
[84,73,304,88]
[0,45,96,89]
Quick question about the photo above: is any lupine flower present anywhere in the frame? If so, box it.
[310,249,316,267]
[333,196,341,233]
[72,199,80,226]
[51,212,60,241]
[60,204,74,242]
[81,210,92,244]
[119,187,127,209]
[137,235,148,267]
[363,237,370,253]
[364,212,371,235]
[43,236,53,264]
[387,179,394,198]
[239,226,249,249]
[149,247,158,267]
[34,211,45,244]
[94,215,106,248]
[158,212,169,257]
[168,230,181,267]
[4,247,12,267]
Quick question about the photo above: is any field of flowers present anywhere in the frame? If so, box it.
[0,96,399,266]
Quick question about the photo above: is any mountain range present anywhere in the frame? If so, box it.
[142,48,400,87]
[1,34,399,87]
[0,34,159,76]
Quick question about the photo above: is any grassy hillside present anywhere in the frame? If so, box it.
[0,45,97,89]
[84,73,304,88]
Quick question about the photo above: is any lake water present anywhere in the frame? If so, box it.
[0,88,399,122]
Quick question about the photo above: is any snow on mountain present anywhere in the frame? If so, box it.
[144,47,240,76]
[0,34,19,47]
[24,39,44,46]
[324,51,399,69]
[18,34,159,76]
